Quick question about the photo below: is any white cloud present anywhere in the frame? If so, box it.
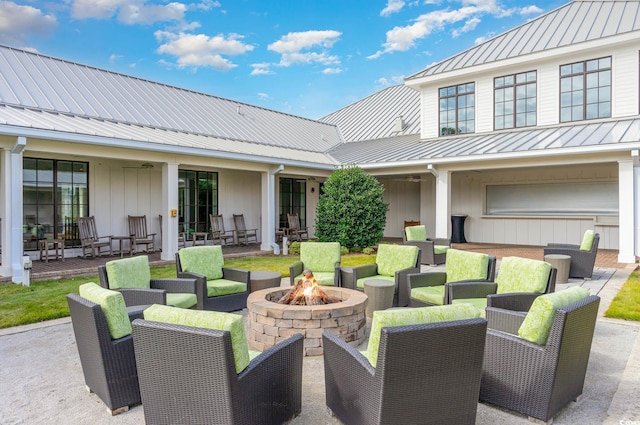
[0,1,57,45]
[380,0,405,17]
[109,53,122,63]
[376,75,405,87]
[155,31,254,71]
[71,0,187,24]
[519,5,543,15]
[250,63,274,75]
[268,30,341,67]
[369,0,529,59]
[192,0,221,11]
[257,92,269,99]
[322,67,343,75]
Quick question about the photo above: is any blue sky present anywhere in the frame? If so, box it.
[0,0,563,119]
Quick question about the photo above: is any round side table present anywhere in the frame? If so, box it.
[363,279,395,318]
[544,254,571,284]
[250,271,283,292]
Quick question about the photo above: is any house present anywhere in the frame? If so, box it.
[1,0,639,283]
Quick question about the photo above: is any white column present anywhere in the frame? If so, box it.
[10,137,26,283]
[0,148,11,277]
[618,159,636,263]
[261,165,283,253]
[432,166,451,240]
[161,162,179,261]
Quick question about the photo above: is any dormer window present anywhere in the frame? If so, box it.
[439,83,475,136]
[560,57,611,122]
[494,71,537,130]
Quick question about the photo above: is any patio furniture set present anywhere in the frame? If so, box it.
[66,229,601,424]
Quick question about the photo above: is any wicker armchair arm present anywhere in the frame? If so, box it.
[117,288,165,305]
[408,272,447,288]
[485,307,527,334]
[150,277,198,294]
[322,330,375,382]
[430,237,451,246]
[447,281,498,300]
[487,293,540,312]
[353,263,379,280]
[222,267,250,284]
[289,261,304,285]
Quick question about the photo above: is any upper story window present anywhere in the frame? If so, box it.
[494,71,537,130]
[560,57,611,122]
[439,82,475,136]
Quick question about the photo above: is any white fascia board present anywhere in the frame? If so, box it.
[0,124,338,171]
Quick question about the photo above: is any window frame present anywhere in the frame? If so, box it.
[559,56,611,123]
[494,71,537,130]
[438,82,475,136]
[178,170,218,235]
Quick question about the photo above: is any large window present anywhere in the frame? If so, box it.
[439,82,475,136]
[494,71,537,130]
[279,178,306,229]
[23,158,88,249]
[178,170,218,234]
[560,57,611,122]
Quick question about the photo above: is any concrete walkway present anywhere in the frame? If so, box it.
[1,265,639,424]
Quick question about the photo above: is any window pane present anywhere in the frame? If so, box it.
[495,88,504,102]
[586,73,598,88]
[515,99,526,113]
[526,82,536,97]
[560,78,572,92]
[599,86,611,102]
[572,90,584,105]
[586,59,599,71]
[495,116,504,129]
[600,57,611,68]
[526,111,536,126]
[495,102,504,115]
[600,101,611,118]
[561,107,572,122]
[572,105,583,120]
[586,87,599,104]
[571,75,583,91]
[599,70,611,86]
[572,62,584,74]
[586,103,598,119]
[560,64,572,75]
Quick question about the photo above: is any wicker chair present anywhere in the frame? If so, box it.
[132,318,303,425]
[402,224,450,266]
[481,295,600,423]
[176,245,250,312]
[289,241,341,286]
[99,256,200,310]
[232,213,258,245]
[128,215,156,253]
[66,293,141,415]
[341,244,421,307]
[323,318,487,425]
[77,216,112,258]
[543,231,600,279]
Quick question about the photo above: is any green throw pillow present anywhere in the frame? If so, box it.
[143,304,250,373]
[178,245,224,280]
[105,255,151,290]
[496,257,551,294]
[376,244,419,277]
[405,225,427,241]
[518,286,590,345]
[300,242,340,272]
[79,282,132,340]
[580,230,595,251]
[445,249,489,283]
[365,304,481,367]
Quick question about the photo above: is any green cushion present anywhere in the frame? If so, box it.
[451,298,489,317]
[166,293,198,309]
[434,245,449,255]
[294,272,335,286]
[410,286,445,305]
[376,244,419,277]
[178,246,224,280]
[405,225,427,241]
[445,249,490,283]
[105,255,151,290]
[365,304,481,367]
[143,304,250,373]
[207,279,248,297]
[79,282,132,340]
[518,287,590,345]
[356,275,394,289]
[496,257,551,294]
[580,230,595,251]
[300,242,341,273]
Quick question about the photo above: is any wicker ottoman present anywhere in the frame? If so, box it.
[363,279,395,317]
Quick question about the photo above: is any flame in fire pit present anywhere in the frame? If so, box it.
[278,270,340,305]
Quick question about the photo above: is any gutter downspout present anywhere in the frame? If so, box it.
[269,165,284,255]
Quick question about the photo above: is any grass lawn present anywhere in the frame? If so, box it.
[0,253,376,329]
[605,270,640,321]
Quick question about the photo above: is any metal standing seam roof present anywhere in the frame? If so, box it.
[0,45,343,155]
[319,84,420,142]
[327,118,640,165]
[407,0,640,80]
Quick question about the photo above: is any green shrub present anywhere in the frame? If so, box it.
[340,246,349,255]
[362,246,375,255]
[289,241,301,255]
[315,165,388,250]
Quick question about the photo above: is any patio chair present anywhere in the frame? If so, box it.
[77,216,113,258]
[481,287,600,424]
[403,248,496,307]
[67,283,141,415]
[341,244,421,307]
[176,245,251,312]
[128,215,156,253]
[289,241,341,286]
[99,255,200,310]
[233,213,258,245]
[210,213,235,246]
[323,304,487,425]
[403,224,450,266]
[448,256,557,316]
[543,229,600,279]
[286,213,309,241]
[132,304,303,424]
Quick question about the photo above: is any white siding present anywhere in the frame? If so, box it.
[613,45,640,117]
[380,178,421,237]
[475,75,494,133]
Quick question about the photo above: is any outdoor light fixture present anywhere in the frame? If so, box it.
[141,162,154,169]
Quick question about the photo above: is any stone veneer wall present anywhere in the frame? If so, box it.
[246,287,368,356]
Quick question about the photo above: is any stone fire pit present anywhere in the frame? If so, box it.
[246,287,368,356]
